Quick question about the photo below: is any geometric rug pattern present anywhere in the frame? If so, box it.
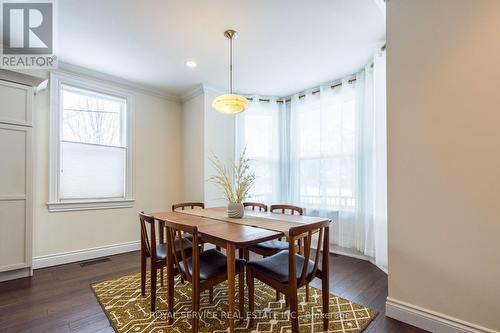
[91,272,377,333]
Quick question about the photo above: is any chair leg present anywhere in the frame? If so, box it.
[238,265,245,321]
[209,287,213,303]
[150,265,157,312]
[160,267,164,287]
[289,289,299,333]
[141,252,146,296]
[167,269,174,325]
[244,249,250,287]
[276,289,280,301]
[248,268,255,327]
[305,283,309,302]
[192,290,200,333]
[285,295,289,307]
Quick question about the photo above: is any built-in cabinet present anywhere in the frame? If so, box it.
[0,79,34,282]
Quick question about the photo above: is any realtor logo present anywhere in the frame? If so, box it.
[1,0,57,69]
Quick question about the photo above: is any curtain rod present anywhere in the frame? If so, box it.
[249,43,385,104]
[247,78,357,104]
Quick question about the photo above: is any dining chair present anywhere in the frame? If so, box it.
[243,202,268,212]
[245,204,304,301]
[164,220,245,333]
[172,202,207,250]
[270,204,304,215]
[247,219,330,333]
[247,204,303,257]
[139,212,194,312]
[172,202,205,211]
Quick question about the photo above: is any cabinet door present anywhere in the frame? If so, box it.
[0,124,32,272]
[0,80,33,127]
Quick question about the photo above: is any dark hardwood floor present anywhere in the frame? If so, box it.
[0,251,427,333]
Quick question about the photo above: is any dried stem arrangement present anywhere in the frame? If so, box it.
[208,148,255,204]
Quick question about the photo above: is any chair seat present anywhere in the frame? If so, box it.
[178,249,245,281]
[252,239,289,252]
[247,250,315,283]
[155,238,193,260]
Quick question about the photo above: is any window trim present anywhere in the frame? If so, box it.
[47,71,134,212]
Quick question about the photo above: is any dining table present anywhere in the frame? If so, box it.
[151,207,331,333]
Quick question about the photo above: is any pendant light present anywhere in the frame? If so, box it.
[212,30,249,114]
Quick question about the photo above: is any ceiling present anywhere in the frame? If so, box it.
[58,0,385,98]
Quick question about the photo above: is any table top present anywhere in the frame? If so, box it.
[177,207,330,235]
[151,211,283,248]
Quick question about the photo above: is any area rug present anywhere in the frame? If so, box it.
[91,272,377,333]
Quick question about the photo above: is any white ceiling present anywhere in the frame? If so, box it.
[58,0,385,98]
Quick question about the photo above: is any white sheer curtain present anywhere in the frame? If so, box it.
[288,81,358,249]
[234,51,387,271]
[357,50,387,271]
[235,97,281,204]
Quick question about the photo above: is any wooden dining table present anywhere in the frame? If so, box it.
[151,207,330,333]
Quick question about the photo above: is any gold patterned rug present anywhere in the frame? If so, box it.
[91,272,377,333]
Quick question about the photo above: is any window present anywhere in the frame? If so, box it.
[48,72,134,211]
[235,98,281,204]
[292,91,356,211]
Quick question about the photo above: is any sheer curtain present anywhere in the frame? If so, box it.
[234,51,387,271]
[235,97,281,204]
[358,50,387,271]
[288,81,358,249]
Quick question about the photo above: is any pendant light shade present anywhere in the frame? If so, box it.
[213,30,249,114]
[212,93,249,114]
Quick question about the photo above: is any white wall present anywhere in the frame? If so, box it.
[181,85,235,207]
[181,93,205,202]
[203,87,235,207]
[32,70,183,259]
[387,0,500,331]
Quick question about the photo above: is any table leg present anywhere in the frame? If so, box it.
[322,226,330,331]
[226,243,236,333]
[166,231,174,325]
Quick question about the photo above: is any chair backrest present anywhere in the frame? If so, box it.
[270,204,303,216]
[172,202,205,211]
[243,202,268,212]
[288,220,330,286]
[139,212,156,259]
[163,219,199,284]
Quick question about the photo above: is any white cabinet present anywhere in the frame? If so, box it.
[0,80,33,127]
[0,80,33,281]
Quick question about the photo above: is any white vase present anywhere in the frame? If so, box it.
[227,202,244,218]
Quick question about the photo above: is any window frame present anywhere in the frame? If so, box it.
[47,71,134,212]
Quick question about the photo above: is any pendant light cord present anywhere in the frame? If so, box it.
[229,37,233,94]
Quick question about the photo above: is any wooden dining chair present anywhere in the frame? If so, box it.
[164,220,246,333]
[172,202,207,250]
[139,212,194,312]
[247,204,303,257]
[172,202,205,211]
[247,219,330,333]
[270,204,304,216]
[243,202,268,212]
[245,204,304,301]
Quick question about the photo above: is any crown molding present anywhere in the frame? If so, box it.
[55,62,180,102]
[181,83,204,103]
[0,69,47,89]
[181,83,226,103]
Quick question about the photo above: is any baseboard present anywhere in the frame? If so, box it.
[0,267,32,282]
[386,297,498,333]
[33,240,140,269]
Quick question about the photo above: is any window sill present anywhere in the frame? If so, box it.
[47,199,135,212]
